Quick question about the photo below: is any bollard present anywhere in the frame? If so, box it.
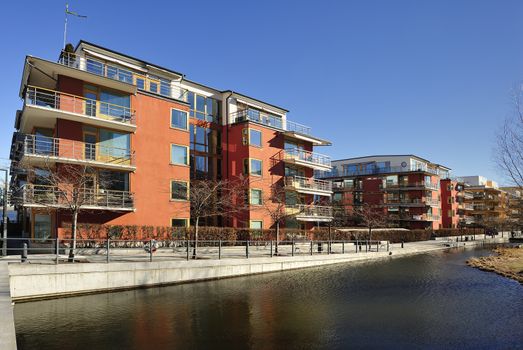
[21,243,28,263]
[342,241,345,254]
[401,240,404,248]
[55,238,60,264]
[186,239,190,261]
[292,240,295,257]
[218,240,222,260]
[377,241,379,252]
[310,240,313,255]
[149,239,153,262]
[270,240,273,257]
[356,240,359,253]
[106,238,110,263]
[387,241,390,252]
[246,241,249,258]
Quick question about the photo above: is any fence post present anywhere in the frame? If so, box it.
[55,238,60,264]
[21,243,28,263]
[106,237,110,263]
[149,239,153,262]
[292,239,295,257]
[218,240,222,260]
[328,240,331,255]
[377,241,379,252]
[246,241,249,259]
[186,239,189,260]
[387,241,390,252]
[342,241,345,254]
[310,240,313,255]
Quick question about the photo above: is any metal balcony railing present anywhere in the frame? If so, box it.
[58,51,188,101]
[20,134,134,167]
[384,198,440,206]
[26,86,135,124]
[230,109,313,136]
[322,165,442,178]
[13,184,134,210]
[285,176,332,193]
[287,204,333,218]
[279,148,331,168]
[384,181,440,190]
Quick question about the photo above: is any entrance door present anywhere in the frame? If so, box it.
[34,214,52,241]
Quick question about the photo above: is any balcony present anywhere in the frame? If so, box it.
[58,51,187,101]
[322,165,442,178]
[463,192,474,199]
[15,134,135,171]
[384,198,440,207]
[278,148,332,171]
[395,214,440,221]
[20,86,136,133]
[286,204,333,222]
[230,109,330,146]
[284,176,332,196]
[384,182,440,191]
[458,203,474,210]
[13,184,134,211]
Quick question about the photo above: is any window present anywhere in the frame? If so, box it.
[136,77,145,90]
[171,109,188,130]
[171,181,188,200]
[99,130,131,159]
[244,159,262,176]
[250,220,263,229]
[186,92,219,123]
[249,129,262,147]
[171,145,188,165]
[160,78,171,96]
[333,193,342,202]
[171,218,188,227]
[250,189,262,205]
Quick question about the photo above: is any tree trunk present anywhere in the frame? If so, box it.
[192,217,199,259]
[68,210,78,262]
[275,221,279,255]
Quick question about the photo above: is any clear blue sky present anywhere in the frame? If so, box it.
[1,0,522,183]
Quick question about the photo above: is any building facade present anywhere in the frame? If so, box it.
[9,41,332,240]
[322,155,453,230]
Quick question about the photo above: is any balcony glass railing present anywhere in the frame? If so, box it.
[13,184,134,209]
[20,134,134,167]
[58,51,188,101]
[323,165,441,178]
[288,204,333,218]
[26,86,134,124]
[230,109,314,136]
[285,176,332,193]
[280,148,331,168]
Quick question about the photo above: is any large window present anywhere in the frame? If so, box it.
[99,129,131,159]
[186,91,219,123]
[99,171,129,191]
[244,159,262,176]
[249,129,262,147]
[171,145,188,165]
[171,109,188,130]
[250,220,263,229]
[171,181,188,200]
[250,189,262,205]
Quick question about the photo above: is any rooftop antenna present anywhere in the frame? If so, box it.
[63,2,87,49]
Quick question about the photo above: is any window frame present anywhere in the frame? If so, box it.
[248,128,262,148]
[244,158,263,177]
[170,107,189,131]
[170,144,189,166]
[249,188,263,206]
[170,180,189,201]
[249,220,263,230]
[171,218,189,227]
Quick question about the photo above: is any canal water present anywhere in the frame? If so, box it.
[14,247,523,350]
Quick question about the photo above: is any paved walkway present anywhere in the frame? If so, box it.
[0,263,17,350]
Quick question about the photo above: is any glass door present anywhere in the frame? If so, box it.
[34,214,52,241]
[84,132,97,161]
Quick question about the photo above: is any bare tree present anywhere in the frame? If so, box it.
[13,160,120,261]
[495,89,523,188]
[354,203,388,242]
[254,181,307,255]
[176,177,250,259]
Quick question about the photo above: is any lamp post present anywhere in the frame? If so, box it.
[0,168,8,256]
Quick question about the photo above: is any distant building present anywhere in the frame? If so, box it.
[320,155,453,230]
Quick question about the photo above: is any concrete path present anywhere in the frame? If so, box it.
[0,263,17,350]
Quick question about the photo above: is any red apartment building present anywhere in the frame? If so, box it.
[440,179,474,228]
[9,41,333,240]
[323,155,455,230]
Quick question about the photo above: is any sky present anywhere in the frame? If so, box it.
[0,0,522,184]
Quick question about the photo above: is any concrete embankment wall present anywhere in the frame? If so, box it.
[8,239,491,302]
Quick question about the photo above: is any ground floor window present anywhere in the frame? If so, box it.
[34,214,52,241]
[171,218,188,227]
[250,220,263,229]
